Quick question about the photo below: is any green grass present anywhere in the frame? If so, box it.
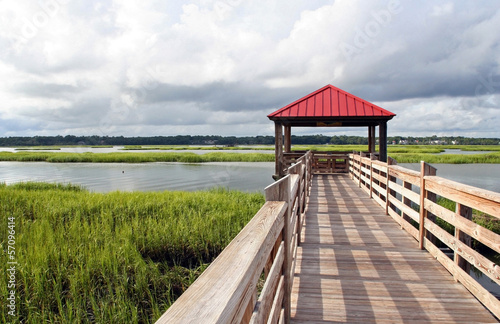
[438,145,500,152]
[292,145,444,154]
[0,151,275,163]
[122,145,274,151]
[14,147,62,151]
[390,152,500,164]
[434,197,500,235]
[291,144,500,163]
[2,145,500,164]
[0,183,265,323]
[432,197,500,266]
[11,146,114,150]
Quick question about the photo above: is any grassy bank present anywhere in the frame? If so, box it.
[2,145,500,164]
[390,151,500,164]
[122,145,274,151]
[0,183,265,323]
[292,145,444,154]
[11,146,115,150]
[0,151,275,163]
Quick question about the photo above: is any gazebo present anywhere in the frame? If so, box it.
[268,84,396,177]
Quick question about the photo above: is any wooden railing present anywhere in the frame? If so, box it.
[349,152,500,319]
[283,151,349,174]
[156,152,312,324]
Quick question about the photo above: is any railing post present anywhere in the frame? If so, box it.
[454,203,472,276]
[265,175,291,324]
[358,154,362,188]
[385,157,397,215]
[418,161,437,250]
[369,155,374,198]
[349,153,353,179]
[284,176,292,324]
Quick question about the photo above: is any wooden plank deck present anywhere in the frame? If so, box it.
[291,174,498,323]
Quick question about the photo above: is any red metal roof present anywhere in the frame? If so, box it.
[268,84,395,119]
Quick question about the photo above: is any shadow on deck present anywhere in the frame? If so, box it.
[292,174,498,323]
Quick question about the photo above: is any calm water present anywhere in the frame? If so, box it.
[1,161,499,193]
[0,162,275,192]
[437,149,494,155]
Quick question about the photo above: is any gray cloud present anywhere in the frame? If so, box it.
[134,82,301,112]
[13,82,81,98]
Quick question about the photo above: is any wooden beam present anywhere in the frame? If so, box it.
[274,122,284,178]
[284,125,291,153]
[378,122,387,162]
[419,161,437,250]
[368,125,376,153]
[455,203,472,275]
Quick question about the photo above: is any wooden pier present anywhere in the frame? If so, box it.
[292,173,497,323]
[156,151,500,324]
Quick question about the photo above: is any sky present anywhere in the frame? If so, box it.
[0,0,499,138]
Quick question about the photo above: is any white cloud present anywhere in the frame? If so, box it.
[0,0,499,137]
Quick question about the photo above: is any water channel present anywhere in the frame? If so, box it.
[1,161,498,193]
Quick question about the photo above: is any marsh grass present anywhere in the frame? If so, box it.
[291,145,444,154]
[432,197,500,267]
[390,152,500,163]
[0,151,275,163]
[0,183,264,323]
[2,145,500,164]
[123,145,274,151]
[440,145,500,152]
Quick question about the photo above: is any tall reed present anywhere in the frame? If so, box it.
[0,183,264,323]
[0,152,275,163]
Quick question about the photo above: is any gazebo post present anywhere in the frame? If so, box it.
[379,121,388,162]
[284,125,292,153]
[274,122,284,179]
[368,126,376,153]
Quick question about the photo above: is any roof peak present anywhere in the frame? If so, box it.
[268,84,395,120]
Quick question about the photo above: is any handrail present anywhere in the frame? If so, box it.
[156,151,313,324]
[348,152,500,318]
[283,151,349,174]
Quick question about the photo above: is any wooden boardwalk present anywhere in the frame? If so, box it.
[291,174,498,323]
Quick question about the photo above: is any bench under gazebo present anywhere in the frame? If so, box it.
[268,84,396,178]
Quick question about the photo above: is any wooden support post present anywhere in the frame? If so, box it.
[274,122,284,179]
[379,122,387,162]
[265,175,291,324]
[418,161,437,250]
[369,155,374,199]
[368,126,376,153]
[455,203,472,276]
[283,178,291,324]
[284,125,291,153]
[368,126,373,153]
[357,154,362,188]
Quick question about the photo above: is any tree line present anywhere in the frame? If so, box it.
[0,135,498,146]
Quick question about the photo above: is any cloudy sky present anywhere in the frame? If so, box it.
[1,0,499,138]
